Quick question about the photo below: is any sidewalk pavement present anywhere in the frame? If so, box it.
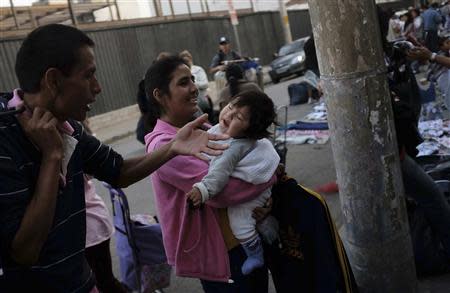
[89,104,140,144]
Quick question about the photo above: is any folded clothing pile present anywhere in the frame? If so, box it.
[416,119,450,156]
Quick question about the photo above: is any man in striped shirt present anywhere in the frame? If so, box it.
[0,24,226,292]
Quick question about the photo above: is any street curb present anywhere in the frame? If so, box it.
[102,131,136,145]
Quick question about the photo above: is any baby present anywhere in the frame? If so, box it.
[187,90,280,275]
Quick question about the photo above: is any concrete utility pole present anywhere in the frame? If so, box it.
[306,0,417,292]
[278,0,292,43]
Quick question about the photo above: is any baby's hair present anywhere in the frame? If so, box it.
[233,91,276,140]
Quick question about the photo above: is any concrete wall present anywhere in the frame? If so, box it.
[0,0,413,116]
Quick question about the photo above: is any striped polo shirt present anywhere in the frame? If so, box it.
[0,93,124,292]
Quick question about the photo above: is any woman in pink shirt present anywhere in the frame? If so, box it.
[144,56,277,292]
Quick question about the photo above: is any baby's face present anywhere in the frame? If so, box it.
[218,101,250,138]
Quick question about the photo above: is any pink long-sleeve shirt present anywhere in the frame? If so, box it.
[145,119,276,282]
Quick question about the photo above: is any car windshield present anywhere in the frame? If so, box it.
[278,39,306,56]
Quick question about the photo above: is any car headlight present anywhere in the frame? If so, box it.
[291,55,304,64]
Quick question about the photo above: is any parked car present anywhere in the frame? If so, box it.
[269,37,309,83]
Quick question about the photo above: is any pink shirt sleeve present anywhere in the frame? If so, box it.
[151,137,277,208]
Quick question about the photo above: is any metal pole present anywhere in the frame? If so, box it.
[200,0,205,14]
[67,0,78,26]
[204,0,210,15]
[114,0,121,20]
[306,0,417,291]
[278,0,292,43]
[9,0,20,29]
[250,0,255,13]
[168,0,175,18]
[106,0,114,20]
[153,0,162,17]
[186,0,192,17]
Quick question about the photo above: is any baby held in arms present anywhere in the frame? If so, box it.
[187,90,280,275]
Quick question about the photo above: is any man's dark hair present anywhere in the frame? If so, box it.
[15,24,94,93]
[431,2,439,8]
[233,90,276,140]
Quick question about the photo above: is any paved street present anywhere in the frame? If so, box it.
[93,76,450,292]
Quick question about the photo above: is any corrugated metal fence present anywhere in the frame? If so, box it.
[1,11,290,115]
[0,0,412,115]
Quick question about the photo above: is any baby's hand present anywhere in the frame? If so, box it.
[186,187,202,208]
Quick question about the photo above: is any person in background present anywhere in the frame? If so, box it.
[422,2,442,52]
[303,34,321,104]
[402,12,415,38]
[156,51,171,61]
[218,64,262,111]
[209,36,241,76]
[386,12,403,42]
[411,8,424,42]
[210,37,242,97]
[179,50,213,118]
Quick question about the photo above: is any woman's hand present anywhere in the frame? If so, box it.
[252,197,273,223]
[172,114,229,161]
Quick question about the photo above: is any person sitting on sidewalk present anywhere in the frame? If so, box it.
[0,24,227,292]
[180,50,213,119]
[209,36,241,76]
[218,64,262,111]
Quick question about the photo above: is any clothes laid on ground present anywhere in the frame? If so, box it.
[417,119,450,156]
[276,102,330,145]
[283,121,329,131]
[279,130,330,145]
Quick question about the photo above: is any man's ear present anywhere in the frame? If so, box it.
[42,68,62,97]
